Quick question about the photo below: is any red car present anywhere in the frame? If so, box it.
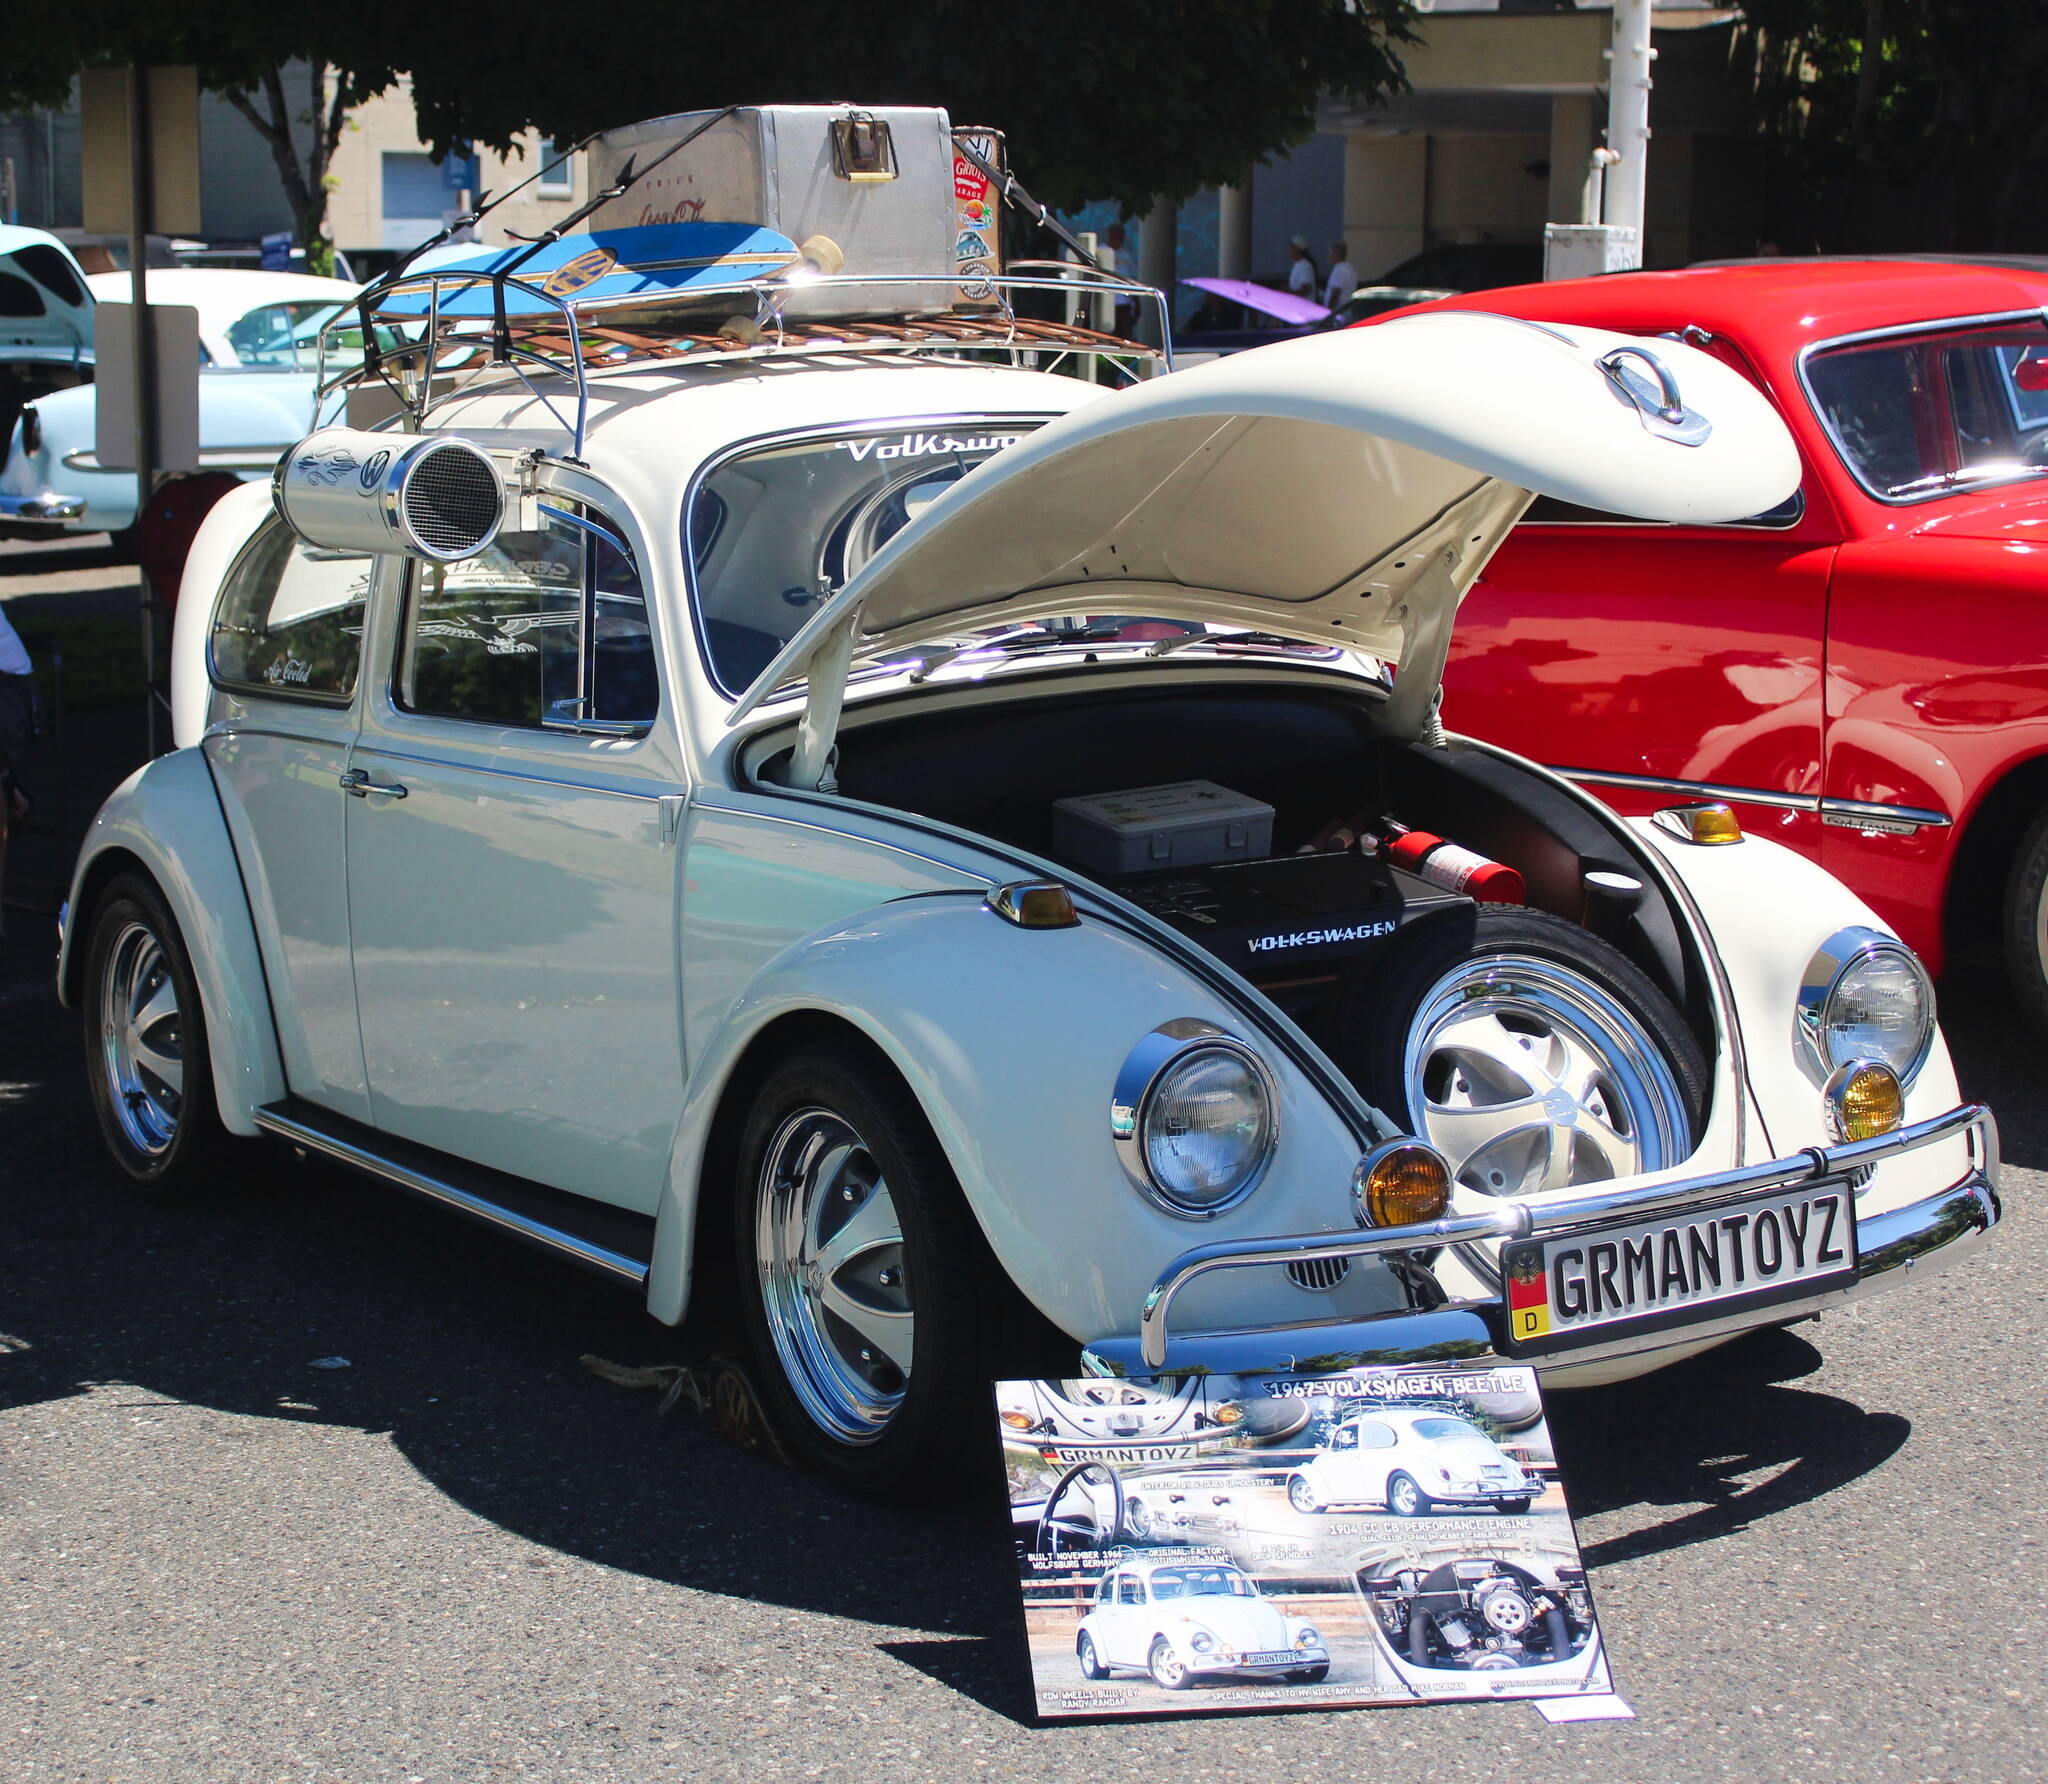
[1393,260,2048,1022]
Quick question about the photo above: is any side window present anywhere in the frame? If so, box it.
[1118,1575,1143,1607]
[209,516,371,701]
[1330,1425,1358,1451]
[397,501,658,732]
[1359,1422,1397,1450]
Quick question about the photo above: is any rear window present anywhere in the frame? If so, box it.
[1805,319,2048,501]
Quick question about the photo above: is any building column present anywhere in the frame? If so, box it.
[1136,195,1176,345]
[1217,178,1253,278]
[1547,94,1597,225]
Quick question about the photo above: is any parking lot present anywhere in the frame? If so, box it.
[3,544,2044,1784]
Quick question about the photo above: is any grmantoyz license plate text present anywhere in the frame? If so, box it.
[1499,1184,1858,1357]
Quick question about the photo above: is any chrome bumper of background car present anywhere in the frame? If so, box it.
[0,491,86,522]
[1082,1103,1999,1378]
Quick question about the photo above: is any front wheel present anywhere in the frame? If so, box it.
[735,1036,1031,1497]
[81,873,225,1193]
[2003,808,2048,1034]
[1077,1632,1108,1681]
[1385,1471,1433,1518]
[1148,1636,1192,1691]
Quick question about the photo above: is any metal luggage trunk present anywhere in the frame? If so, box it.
[586,105,959,317]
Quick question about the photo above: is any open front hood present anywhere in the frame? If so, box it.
[732,312,1800,748]
[0,226,94,358]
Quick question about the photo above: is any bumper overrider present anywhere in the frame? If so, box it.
[0,492,86,523]
[1083,1103,2000,1379]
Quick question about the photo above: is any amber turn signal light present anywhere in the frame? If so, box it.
[1823,1059,1904,1142]
[1352,1140,1453,1229]
[986,881,1080,929]
[1652,802,1744,846]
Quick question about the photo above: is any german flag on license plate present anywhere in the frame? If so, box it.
[1504,1241,1550,1341]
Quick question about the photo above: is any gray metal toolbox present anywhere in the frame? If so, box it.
[1052,781,1277,876]
[585,105,958,317]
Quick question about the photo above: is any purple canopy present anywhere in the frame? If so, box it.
[1181,276,1331,326]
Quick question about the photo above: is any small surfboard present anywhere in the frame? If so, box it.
[375,222,803,319]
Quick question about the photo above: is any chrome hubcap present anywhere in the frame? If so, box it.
[755,1107,911,1443]
[99,921,183,1157]
[1404,953,1689,1200]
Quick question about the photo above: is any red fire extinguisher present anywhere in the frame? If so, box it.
[1371,819,1525,905]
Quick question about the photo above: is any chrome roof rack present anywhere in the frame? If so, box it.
[312,261,1171,457]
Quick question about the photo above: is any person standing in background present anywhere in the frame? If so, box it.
[1324,242,1358,310]
[0,605,39,942]
[1286,235,1320,300]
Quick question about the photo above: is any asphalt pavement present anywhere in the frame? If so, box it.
[2,543,2043,1783]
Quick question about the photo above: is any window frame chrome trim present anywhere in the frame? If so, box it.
[1794,306,2048,507]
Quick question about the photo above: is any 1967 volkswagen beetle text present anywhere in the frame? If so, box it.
[56,106,2000,1495]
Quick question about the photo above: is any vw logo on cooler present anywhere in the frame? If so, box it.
[357,448,392,492]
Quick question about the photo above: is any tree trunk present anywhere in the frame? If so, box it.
[223,61,346,276]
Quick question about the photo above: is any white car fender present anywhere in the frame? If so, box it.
[1631,817,1968,1210]
[60,748,285,1135]
[646,892,1388,1337]
[171,480,274,748]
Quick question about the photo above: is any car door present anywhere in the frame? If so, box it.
[343,492,686,1210]
[1110,1572,1149,1669]
[1353,1417,1401,1501]
[1444,331,1840,862]
[201,514,376,1120]
[1318,1420,1363,1501]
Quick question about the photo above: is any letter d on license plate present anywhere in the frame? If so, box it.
[1499,1184,1858,1357]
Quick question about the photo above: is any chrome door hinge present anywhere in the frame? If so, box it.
[657,794,687,847]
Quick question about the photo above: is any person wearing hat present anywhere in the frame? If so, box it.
[1286,235,1320,300]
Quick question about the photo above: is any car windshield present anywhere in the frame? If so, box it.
[1148,1568,1254,1601]
[1805,319,2048,500]
[226,300,351,370]
[1411,1416,1484,1442]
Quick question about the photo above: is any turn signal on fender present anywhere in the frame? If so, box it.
[1352,1140,1453,1229]
[1823,1059,1905,1143]
[985,881,1080,929]
[1651,802,1744,846]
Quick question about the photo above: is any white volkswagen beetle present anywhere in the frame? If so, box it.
[1287,1408,1534,1517]
[55,195,2001,1500]
[1077,1557,1328,1689]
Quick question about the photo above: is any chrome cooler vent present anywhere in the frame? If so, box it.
[1286,1256,1352,1292]
[400,445,504,559]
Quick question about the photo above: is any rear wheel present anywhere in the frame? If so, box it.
[2003,809,2048,1034]
[735,1036,1033,1497]
[81,873,225,1194]
[1386,1471,1432,1518]
[1335,907,1707,1199]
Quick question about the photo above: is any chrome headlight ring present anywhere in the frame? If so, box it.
[1795,925,1935,1090]
[1110,1018,1279,1220]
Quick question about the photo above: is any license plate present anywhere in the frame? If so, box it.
[1499,1183,1857,1358]
[1240,1652,1300,1667]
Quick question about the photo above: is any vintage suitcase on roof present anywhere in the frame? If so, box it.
[585,105,960,318]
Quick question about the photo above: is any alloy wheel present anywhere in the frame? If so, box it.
[98,919,184,1157]
[1403,953,1690,1199]
[754,1107,912,1443]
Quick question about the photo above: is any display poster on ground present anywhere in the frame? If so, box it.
[1001,1362,1612,1719]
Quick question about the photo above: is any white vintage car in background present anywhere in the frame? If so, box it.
[1287,1408,1535,1517]
[55,164,2002,1499]
[1078,1557,1328,1689]
[0,265,357,541]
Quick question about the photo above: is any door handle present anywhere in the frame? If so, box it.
[339,768,408,799]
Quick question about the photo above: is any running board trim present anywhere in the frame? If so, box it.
[252,1103,652,1286]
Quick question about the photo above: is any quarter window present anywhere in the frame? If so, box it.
[1358,1421,1397,1450]
[397,502,658,731]
[209,516,371,701]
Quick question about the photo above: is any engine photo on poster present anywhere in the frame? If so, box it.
[1001,1363,1611,1719]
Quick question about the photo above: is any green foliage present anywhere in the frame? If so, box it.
[1738,0,2048,249]
[1,0,1417,216]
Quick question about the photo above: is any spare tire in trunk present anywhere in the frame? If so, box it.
[1331,906,1709,1198]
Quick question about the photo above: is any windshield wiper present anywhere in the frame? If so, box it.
[1883,460,2048,498]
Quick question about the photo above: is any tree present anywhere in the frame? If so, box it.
[216,63,390,278]
[1738,0,2048,252]
[2,0,1417,239]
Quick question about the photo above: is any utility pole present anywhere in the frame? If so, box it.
[1602,0,1655,268]
[126,64,164,757]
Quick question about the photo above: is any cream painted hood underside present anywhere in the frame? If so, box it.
[731,311,1802,736]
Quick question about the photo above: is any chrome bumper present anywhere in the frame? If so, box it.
[1083,1103,2000,1378]
[0,491,86,522]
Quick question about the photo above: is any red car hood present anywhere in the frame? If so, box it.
[1908,486,2048,545]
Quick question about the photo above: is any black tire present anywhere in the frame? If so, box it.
[2003,808,2048,1034]
[1076,1632,1108,1681]
[1385,1471,1433,1518]
[1498,1497,1533,1516]
[734,1036,1042,1498]
[1289,1664,1330,1685]
[1332,905,1709,1191]
[80,872,227,1195]
[1286,1472,1324,1515]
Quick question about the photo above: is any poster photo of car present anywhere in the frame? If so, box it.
[1002,1362,1610,1719]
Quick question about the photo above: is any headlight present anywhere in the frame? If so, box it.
[1797,927,1935,1087]
[1189,1631,1216,1654]
[1111,1021,1278,1218]
[1294,1625,1322,1649]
